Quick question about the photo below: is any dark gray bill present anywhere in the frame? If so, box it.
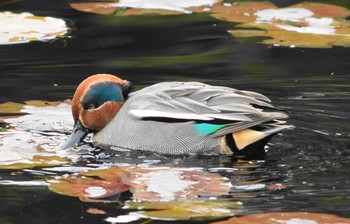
[58,120,90,150]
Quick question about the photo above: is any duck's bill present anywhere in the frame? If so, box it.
[58,120,90,150]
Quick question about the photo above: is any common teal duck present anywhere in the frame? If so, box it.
[60,74,293,155]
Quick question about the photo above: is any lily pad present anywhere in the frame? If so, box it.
[0,11,69,45]
[70,0,222,15]
[212,212,350,224]
[126,199,243,220]
[211,2,350,48]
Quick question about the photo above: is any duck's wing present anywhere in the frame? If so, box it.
[128,82,290,136]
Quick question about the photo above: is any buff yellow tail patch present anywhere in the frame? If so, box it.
[232,129,267,150]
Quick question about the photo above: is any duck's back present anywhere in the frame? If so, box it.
[93,82,292,155]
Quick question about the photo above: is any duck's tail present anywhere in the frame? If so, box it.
[219,123,294,154]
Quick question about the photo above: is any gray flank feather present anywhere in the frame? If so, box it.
[209,112,289,137]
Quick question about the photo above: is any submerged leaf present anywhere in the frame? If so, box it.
[0,11,69,45]
[70,0,222,15]
[212,212,350,224]
[126,199,243,220]
[211,2,350,48]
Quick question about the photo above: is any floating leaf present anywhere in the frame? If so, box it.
[130,167,232,201]
[2,102,73,131]
[70,0,222,15]
[0,101,76,170]
[0,102,26,115]
[292,2,350,18]
[0,11,69,45]
[48,167,132,202]
[211,2,350,48]
[0,154,68,170]
[0,131,75,169]
[48,166,232,203]
[126,199,243,220]
[212,212,350,224]
[212,2,277,23]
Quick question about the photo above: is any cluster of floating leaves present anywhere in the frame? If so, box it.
[211,2,350,48]
[0,101,76,169]
[47,164,350,222]
[2,1,349,47]
[48,166,242,221]
[0,11,68,45]
[70,1,350,48]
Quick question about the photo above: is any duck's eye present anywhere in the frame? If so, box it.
[82,100,101,110]
[87,103,96,110]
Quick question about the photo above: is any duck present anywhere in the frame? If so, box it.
[59,74,293,155]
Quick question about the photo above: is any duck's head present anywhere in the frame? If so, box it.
[59,74,132,150]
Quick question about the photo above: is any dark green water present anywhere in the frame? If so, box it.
[0,0,349,223]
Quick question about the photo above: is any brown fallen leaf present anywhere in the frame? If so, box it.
[48,166,132,203]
